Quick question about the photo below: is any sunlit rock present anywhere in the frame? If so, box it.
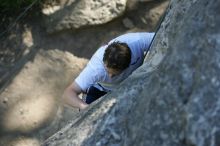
[43,0,127,33]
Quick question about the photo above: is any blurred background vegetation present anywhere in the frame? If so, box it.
[0,0,38,12]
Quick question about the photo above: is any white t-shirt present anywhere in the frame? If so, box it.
[75,32,155,92]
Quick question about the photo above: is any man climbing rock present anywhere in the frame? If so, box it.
[62,32,155,110]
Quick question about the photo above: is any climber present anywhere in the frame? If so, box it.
[62,32,155,110]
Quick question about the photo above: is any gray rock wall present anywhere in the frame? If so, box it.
[43,0,220,145]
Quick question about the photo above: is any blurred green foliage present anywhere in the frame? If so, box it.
[0,0,37,12]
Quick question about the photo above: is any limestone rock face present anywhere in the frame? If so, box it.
[43,0,220,145]
[43,0,127,33]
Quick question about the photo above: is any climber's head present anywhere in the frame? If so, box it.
[103,41,131,78]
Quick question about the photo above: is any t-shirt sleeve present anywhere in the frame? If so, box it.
[75,64,95,92]
[75,48,104,92]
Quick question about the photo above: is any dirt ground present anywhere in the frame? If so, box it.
[0,0,169,145]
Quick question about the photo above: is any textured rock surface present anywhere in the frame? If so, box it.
[43,0,126,33]
[0,50,87,145]
[43,0,220,145]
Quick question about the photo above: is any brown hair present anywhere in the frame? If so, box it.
[103,41,131,71]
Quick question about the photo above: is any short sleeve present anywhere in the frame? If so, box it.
[75,47,105,92]
[75,64,96,92]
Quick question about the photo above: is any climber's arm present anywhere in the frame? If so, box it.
[62,81,88,109]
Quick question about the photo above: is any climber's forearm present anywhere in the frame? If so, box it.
[62,82,88,109]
